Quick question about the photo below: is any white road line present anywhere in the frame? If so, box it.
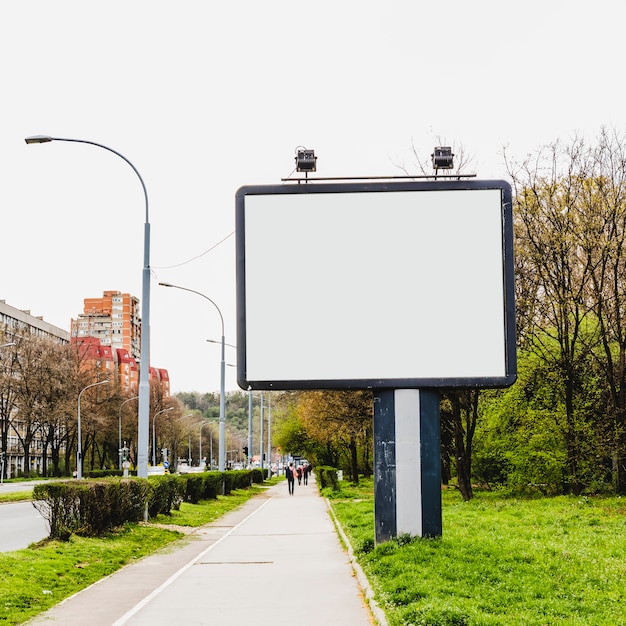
[112,496,273,626]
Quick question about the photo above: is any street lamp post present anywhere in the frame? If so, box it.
[248,390,253,469]
[198,421,208,468]
[25,135,152,479]
[266,392,272,476]
[77,379,109,479]
[152,407,174,466]
[159,282,226,472]
[118,396,139,470]
[260,392,265,472]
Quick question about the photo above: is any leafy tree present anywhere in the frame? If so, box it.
[508,140,596,494]
[295,390,372,482]
[441,389,480,501]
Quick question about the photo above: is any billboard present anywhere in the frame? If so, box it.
[236,180,516,390]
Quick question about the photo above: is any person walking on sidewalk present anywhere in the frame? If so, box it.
[302,462,309,485]
[286,462,295,495]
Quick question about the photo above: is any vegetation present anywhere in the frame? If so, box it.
[0,483,271,625]
[327,477,626,626]
[31,470,263,539]
[6,127,626,501]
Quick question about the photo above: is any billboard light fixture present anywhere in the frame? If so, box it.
[295,148,317,172]
[431,146,454,170]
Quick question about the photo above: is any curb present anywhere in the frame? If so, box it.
[325,498,389,626]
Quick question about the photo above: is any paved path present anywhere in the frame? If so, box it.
[28,476,376,625]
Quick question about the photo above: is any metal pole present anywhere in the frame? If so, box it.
[266,393,272,477]
[118,396,138,470]
[219,333,226,472]
[25,136,152,480]
[260,392,264,473]
[77,379,109,479]
[152,413,156,467]
[158,282,226,471]
[152,407,173,467]
[248,389,253,469]
[199,423,203,467]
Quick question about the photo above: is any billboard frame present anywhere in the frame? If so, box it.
[236,179,516,391]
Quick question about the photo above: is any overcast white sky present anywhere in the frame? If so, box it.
[1,1,623,393]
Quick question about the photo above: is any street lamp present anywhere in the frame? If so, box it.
[152,407,174,466]
[118,396,139,470]
[159,282,226,472]
[77,379,109,479]
[265,392,272,476]
[197,421,208,468]
[25,135,152,479]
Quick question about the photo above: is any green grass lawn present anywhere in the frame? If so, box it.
[0,483,273,625]
[326,480,626,626]
[0,491,33,504]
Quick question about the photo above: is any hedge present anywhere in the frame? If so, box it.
[315,466,340,491]
[32,469,264,540]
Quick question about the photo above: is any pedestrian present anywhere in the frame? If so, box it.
[296,464,303,485]
[286,462,295,495]
[302,462,308,485]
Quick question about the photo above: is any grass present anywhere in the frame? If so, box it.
[0,482,274,625]
[326,479,626,626]
[0,491,33,503]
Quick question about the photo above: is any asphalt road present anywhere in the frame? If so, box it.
[0,501,49,551]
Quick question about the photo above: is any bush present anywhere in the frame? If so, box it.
[85,470,123,478]
[32,470,262,540]
[147,475,186,517]
[316,466,339,491]
[33,479,150,539]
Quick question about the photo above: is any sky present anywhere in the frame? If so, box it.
[1,0,623,394]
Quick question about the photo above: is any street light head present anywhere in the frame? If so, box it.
[295,147,316,172]
[431,146,454,170]
[25,135,54,144]
[158,282,174,288]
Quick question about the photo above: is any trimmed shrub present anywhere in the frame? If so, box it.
[31,470,260,540]
[32,479,150,539]
[147,475,185,517]
[250,468,264,484]
[316,466,339,491]
[185,475,205,504]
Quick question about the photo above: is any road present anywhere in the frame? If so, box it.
[0,500,49,551]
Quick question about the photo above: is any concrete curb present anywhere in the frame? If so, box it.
[325,498,389,626]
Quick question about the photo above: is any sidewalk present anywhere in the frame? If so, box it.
[28,475,377,626]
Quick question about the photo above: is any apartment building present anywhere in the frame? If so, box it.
[1,300,70,477]
[71,290,169,397]
[0,299,70,345]
[71,290,141,358]
[1,293,169,477]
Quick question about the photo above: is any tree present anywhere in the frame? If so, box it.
[507,139,595,494]
[442,389,480,501]
[0,337,18,479]
[507,129,626,494]
[573,128,626,491]
[296,390,373,483]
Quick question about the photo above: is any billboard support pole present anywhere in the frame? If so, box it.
[373,389,442,543]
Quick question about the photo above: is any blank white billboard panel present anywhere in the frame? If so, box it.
[236,180,516,390]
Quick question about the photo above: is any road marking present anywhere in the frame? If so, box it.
[111,496,272,626]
